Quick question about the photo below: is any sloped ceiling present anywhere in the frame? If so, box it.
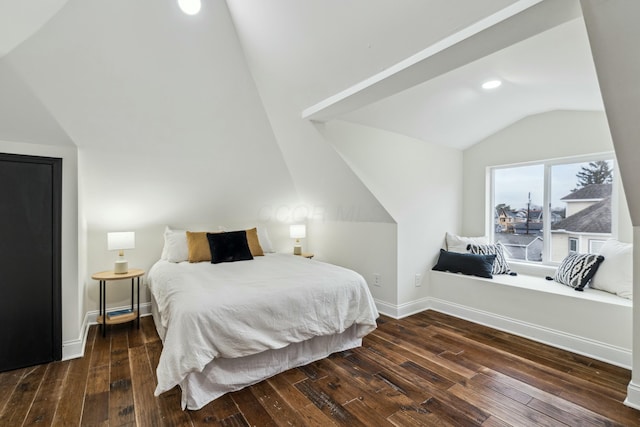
[337,17,603,149]
[0,0,68,57]
[0,0,602,151]
[2,0,304,228]
[0,59,72,145]
[226,0,519,115]
[227,0,602,150]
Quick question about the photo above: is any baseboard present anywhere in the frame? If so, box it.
[67,297,631,371]
[62,314,91,361]
[625,380,640,410]
[427,297,632,369]
[375,297,430,319]
[61,302,153,361]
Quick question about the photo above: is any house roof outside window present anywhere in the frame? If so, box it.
[551,196,611,234]
[561,183,612,201]
[552,184,612,234]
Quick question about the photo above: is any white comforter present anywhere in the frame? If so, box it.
[147,254,379,397]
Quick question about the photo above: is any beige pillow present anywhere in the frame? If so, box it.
[245,227,264,256]
[187,229,262,262]
[186,231,212,262]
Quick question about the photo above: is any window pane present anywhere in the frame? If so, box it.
[569,237,578,253]
[549,160,613,261]
[493,164,544,262]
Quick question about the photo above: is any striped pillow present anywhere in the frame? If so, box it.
[551,253,605,291]
[468,243,513,275]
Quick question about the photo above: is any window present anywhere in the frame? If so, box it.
[569,237,578,253]
[491,155,614,264]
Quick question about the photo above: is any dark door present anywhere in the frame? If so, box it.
[0,153,62,371]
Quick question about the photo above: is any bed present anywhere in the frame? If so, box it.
[147,253,379,409]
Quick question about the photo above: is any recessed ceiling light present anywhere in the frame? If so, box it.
[178,0,201,15]
[482,80,502,90]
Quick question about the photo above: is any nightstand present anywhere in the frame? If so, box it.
[92,268,144,337]
[296,252,314,259]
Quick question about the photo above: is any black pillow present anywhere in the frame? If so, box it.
[432,249,496,279]
[206,231,254,264]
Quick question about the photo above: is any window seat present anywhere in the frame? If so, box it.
[475,271,632,307]
[428,270,632,368]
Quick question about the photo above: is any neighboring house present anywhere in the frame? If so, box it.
[496,208,544,260]
[561,183,612,216]
[497,208,561,234]
[549,211,564,224]
[496,208,517,232]
[550,184,612,261]
[515,209,543,223]
[495,234,544,262]
[513,221,543,236]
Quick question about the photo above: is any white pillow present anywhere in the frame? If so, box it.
[445,232,490,253]
[257,227,274,253]
[161,226,189,263]
[590,239,632,299]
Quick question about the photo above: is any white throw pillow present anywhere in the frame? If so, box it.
[468,242,513,275]
[445,232,490,253]
[590,239,633,299]
[161,226,189,263]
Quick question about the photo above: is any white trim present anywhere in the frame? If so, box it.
[625,381,640,410]
[427,296,631,369]
[62,313,90,361]
[61,302,153,360]
[375,297,430,320]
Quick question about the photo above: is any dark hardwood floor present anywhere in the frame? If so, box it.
[1,311,639,426]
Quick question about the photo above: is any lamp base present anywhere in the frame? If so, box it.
[293,245,302,255]
[114,260,129,274]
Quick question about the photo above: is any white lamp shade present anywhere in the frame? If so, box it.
[289,225,306,239]
[107,232,135,251]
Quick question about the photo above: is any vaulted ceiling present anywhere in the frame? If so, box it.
[227,0,602,149]
[0,0,603,150]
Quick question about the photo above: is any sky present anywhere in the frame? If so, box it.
[494,160,613,211]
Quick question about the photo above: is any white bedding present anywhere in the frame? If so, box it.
[147,253,379,406]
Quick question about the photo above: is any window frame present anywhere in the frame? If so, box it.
[488,152,617,266]
[589,239,606,254]
[569,237,579,253]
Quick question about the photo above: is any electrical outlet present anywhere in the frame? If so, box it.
[373,273,381,287]
[415,273,422,287]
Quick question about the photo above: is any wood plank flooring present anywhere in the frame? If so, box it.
[1,311,639,426]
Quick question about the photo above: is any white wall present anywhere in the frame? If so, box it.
[580,0,640,410]
[1,0,307,323]
[0,0,399,341]
[308,220,397,312]
[0,139,81,353]
[320,120,462,315]
[463,110,632,242]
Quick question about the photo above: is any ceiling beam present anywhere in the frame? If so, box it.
[302,0,581,122]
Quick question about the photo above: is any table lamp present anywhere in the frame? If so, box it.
[108,231,135,274]
[289,224,306,255]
